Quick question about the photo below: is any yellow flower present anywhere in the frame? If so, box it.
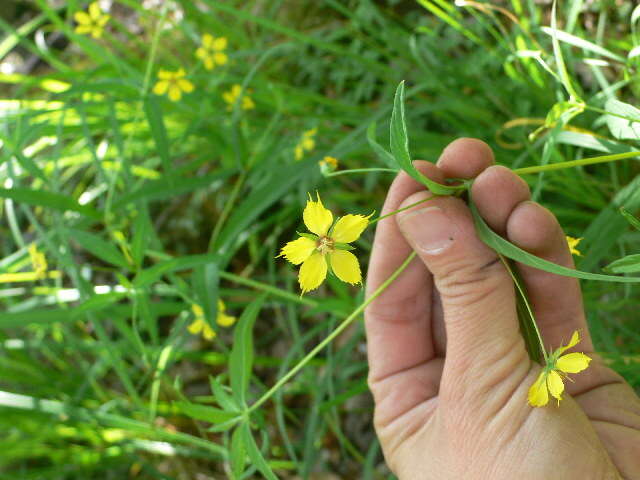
[566,236,582,256]
[0,244,61,283]
[74,2,110,39]
[319,156,338,174]
[528,330,592,407]
[223,84,255,111]
[294,128,317,161]
[187,300,237,341]
[152,69,194,102]
[278,193,371,294]
[195,34,228,70]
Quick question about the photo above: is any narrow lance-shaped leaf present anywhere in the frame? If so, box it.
[389,81,463,195]
[469,195,640,283]
[240,422,278,480]
[229,294,267,406]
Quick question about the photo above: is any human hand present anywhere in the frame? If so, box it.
[365,139,640,479]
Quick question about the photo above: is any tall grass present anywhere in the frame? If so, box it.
[1,1,639,478]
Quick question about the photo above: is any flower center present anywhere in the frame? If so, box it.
[316,236,334,255]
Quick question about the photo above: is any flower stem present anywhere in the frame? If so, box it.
[219,271,318,308]
[512,151,640,175]
[370,196,435,226]
[247,251,417,414]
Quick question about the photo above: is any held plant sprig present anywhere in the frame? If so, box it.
[271,81,640,416]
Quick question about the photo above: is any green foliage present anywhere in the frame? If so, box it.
[1,1,640,478]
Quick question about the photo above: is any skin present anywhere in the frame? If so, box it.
[364,139,640,480]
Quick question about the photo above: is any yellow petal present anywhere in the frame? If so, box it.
[158,69,172,80]
[547,370,565,401]
[294,145,304,161]
[89,2,102,20]
[74,11,91,25]
[298,252,327,294]
[75,25,93,35]
[217,312,236,327]
[90,27,103,39]
[97,14,110,27]
[242,96,255,110]
[303,193,333,236]
[152,80,169,95]
[566,235,582,256]
[195,47,207,60]
[202,33,213,47]
[178,78,194,93]
[191,303,204,318]
[202,323,217,340]
[528,371,549,407]
[213,37,227,50]
[187,318,203,335]
[301,137,315,150]
[175,68,186,78]
[331,214,370,243]
[557,330,581,355]
[329,249,361,285]
[279,237,316,265]
[168,85,182,102]
[556,352,591,374]
[214,52,228,65]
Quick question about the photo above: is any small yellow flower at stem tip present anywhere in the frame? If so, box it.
[152,68,194,102]
[566,236,582,256]
[187,300,237,341]
[319,156,338,174]
[528,330,592,407]
[222,84,255,111]
[195,34,228,70]
[74,2,110,39]
[278,192,372,294]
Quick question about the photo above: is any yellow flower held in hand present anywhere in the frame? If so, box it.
[223,84,255,111]
[279,193,371,294]
[195,34,228,70]
[74,2,110,39]
[528,330,592,407]
[566,236,582,256]
[188,300,237,341]
[153,69,194,102]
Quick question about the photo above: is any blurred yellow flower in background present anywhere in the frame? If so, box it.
[528,330,591,407]
[188,300,237,341]
[279,193,370,294]
[153,69,194,102]
[319,156,338,174]
[195,34,228,70]
[0,244,60,283]
[566,236,582,256]
[294,128,317,161]
[74,2,110,39]
[223,84,255,111]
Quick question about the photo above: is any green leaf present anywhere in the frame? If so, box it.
[131,211,151,269]
[210,376,238,411]
[193,262,220,327]
[389,81,462,195]
[71,229,130,270]
[621,208,640,231]
[230,426,247,479]
[144,96,171,175]
[605,98,640,140]
[229,295,266,406]
[0,188,100,219]
[174,401,239,424]
[469,195,640,283]
[605,254,640,274]
[240,422,278,480]
[540,26,625,62]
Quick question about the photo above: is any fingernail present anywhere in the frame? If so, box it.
[398,206,457,255]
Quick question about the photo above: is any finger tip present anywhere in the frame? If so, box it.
[436,138,494,179]
[507,201,565,254]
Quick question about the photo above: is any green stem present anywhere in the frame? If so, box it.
[513,151,640,175]
[369,196,434,226]
[219,271,318,308]
[247,252,417,414]
[325,168,398,177]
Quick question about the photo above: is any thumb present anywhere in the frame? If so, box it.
[396,191,526,375]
